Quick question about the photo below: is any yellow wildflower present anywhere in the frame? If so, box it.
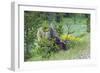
[60,34,80,41]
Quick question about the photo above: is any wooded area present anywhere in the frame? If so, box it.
[24,11,90,61]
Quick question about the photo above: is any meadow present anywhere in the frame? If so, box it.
[24,11,90,61]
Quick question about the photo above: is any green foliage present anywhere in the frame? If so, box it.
[24,11,90,61]
[32,38,60,59]
[56,22,63,36]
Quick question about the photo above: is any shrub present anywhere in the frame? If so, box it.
[32,38,60,59]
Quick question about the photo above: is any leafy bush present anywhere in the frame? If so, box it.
[32,38,60,59]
